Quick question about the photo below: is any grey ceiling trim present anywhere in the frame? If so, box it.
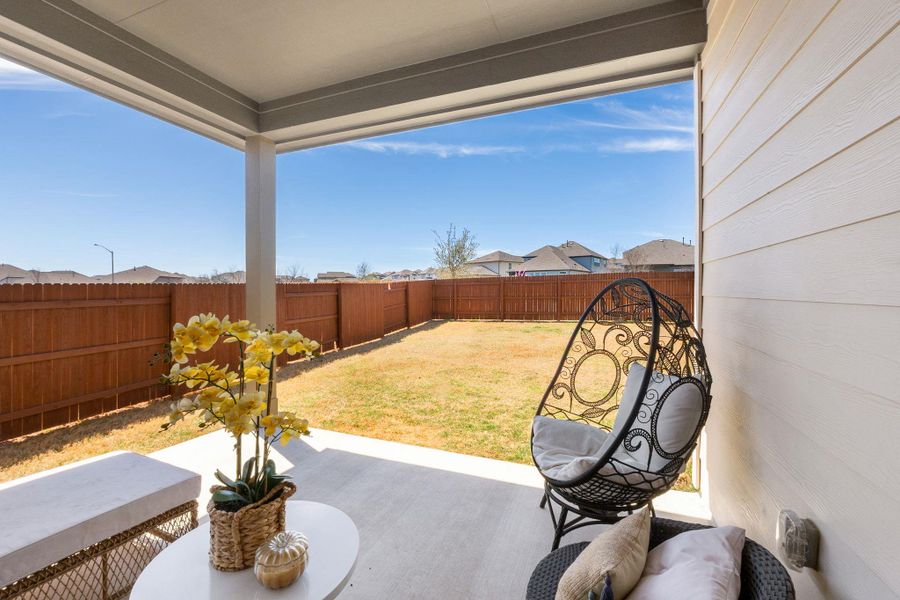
[258,0,705,131]
[273,63,695,153]
[0,39,247,150]
[0,0,258,131]
[0,0,704,153]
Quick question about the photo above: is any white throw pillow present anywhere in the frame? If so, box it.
[611,363,704,472]
[556,508,651,600]
[625,526,745,600]
[532,416,611,481]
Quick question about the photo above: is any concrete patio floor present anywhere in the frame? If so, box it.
[150,428,710,599]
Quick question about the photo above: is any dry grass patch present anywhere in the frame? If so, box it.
[1,320,693,491]
[278,320,567,464]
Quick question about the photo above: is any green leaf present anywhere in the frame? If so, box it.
[212,489,249,505]
[241,458,255,482]
[214,469,237,488]
[234,480,253,498]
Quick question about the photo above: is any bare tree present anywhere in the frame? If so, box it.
[280,263,308,282]
[355,262,370,280]
[210,267,244,283]
[623,247,648,272]
[608,243,623,259]
[433,224,478,279]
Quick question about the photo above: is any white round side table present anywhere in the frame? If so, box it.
[131,501,359,600]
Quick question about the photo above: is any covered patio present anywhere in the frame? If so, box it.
[1,0,898,598]
[149,428,708,598]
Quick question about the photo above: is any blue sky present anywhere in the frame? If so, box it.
[0,57,695,277]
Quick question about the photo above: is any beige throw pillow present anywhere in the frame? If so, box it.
[555,508,651,600]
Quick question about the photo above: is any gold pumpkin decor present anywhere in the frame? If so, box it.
[254,530,309,590]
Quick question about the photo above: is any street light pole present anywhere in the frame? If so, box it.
[93,243,115,284]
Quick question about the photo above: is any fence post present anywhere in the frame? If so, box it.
[555,277,561,321]
[452,278,458,320]
[336,283,344,350]
[405,282,411,328]
[499,277,505,321]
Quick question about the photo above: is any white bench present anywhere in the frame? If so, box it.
[0,451,200,599]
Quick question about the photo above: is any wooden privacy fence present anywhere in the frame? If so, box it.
[433,272,693,321]
[0,273,688,439]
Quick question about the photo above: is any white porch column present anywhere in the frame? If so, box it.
[245,135,277,332]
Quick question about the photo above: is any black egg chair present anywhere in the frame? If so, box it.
[531,278,711,549]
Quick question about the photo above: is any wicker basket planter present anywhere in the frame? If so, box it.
[207,481,296,571]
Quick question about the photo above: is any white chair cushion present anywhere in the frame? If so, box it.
[532,416,611,481]
[626,526,745,600]
[534,364,704,485]
[0,451,201,587]
[611,363,704,473]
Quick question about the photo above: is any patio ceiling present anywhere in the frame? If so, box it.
[0,0,705,152]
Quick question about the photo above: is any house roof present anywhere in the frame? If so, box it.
[468,251,525,264]
[524,240,606,260]
[623,239,694,266]
[0,264,96,284]
[316,271,356,279]
[92,265,192,284]
[462,264,501,277]
[516,246,590,273]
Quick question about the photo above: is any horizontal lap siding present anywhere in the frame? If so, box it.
[700,1,900,598]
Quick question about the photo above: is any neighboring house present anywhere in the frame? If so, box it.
[466,251,525,277]
[277,274,310,283]
[0,264,95,284]
[315,271,357,283]
[523,241,607,273]
[382,268,437,281]
[511,245,590,276]
[622,239,695,272]
[211,270,247,283]
[459,264,501,278]
[92,265,195,284]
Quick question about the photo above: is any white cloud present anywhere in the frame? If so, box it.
[0,57,67,91]
[597,136,693,153]
[581,100,693,133]
[44,110,91,119]
[345,140,524,158]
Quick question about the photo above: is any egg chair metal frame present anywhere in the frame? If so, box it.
[531,278,712,549]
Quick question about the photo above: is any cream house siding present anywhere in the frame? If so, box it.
[699,1,900,599]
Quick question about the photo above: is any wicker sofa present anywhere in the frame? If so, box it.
[526,517,795,600]
[0,452,200,599]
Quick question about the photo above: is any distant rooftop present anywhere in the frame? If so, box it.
[514,245,590,273]
[623,239,694,266]
[92,265,193,284]
[524,240,606,260]
[0,264,96,284]
[468,251,525,264]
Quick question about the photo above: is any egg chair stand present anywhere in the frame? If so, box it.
[531,278,711,550]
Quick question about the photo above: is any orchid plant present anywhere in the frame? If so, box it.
[160,313,320,509]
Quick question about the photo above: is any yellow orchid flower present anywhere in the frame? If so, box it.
[196,313,223,337]
[224,319,253,343]
[243,364,269,385]
[260,414,280,437]
[170,339,190,364]
[236,392,267,417]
